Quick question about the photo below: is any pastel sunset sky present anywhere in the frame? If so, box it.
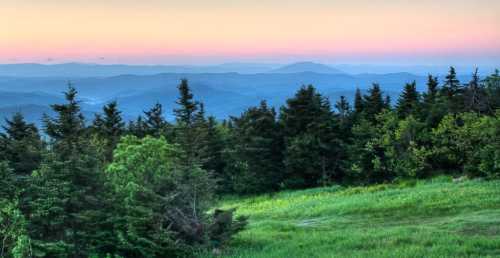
[1,0,499,65]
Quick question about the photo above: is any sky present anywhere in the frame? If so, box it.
[1,0,499,65]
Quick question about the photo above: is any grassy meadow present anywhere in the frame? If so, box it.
[202,177,500,258]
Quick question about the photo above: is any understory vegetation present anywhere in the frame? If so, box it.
[0,67,499,257]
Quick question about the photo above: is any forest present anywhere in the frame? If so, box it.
[1,67,499,257]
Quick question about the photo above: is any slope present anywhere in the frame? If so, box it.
[204,177,500,258]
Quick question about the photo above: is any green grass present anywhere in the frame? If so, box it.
[201,177,500,258]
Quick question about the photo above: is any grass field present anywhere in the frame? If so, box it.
[202,177,500,258]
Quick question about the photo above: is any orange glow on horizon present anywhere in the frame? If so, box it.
[1,1,499,64]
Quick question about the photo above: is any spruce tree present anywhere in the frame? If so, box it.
[127,115,148,138]
[173,79,201,167]
[421,75,444,127]
[464,68,489,114]
[227,101,284,193]
[335,96,353,139]
[396,81,420,119]
[423,75,439,105]
[144,102,169,137]
[28,86,112,257]
[280,85,344,188]
[354,88,364,116]
[203,116,226,176]
[363,83,385,123]
[441,66,464,114]
[1,112,43,178]
[92,101,125,162]
[485,69,500,110]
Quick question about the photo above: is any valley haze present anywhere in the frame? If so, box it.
[0,62,497,128]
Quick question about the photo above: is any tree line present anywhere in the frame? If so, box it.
[0,67,499,257]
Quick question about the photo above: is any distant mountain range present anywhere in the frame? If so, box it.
[0,62,496,77]
[0,61,495,128]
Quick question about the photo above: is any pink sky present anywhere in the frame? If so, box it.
[1,0,499,65]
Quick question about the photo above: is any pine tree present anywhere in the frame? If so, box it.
[396,81,420,118]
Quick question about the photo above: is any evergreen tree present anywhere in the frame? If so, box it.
[422,75,446,127]
[201,116,226,181]
[226,101,284,193]
[485,69,500,111]
[92,101,125,162]
[384,95,392,110]
[127,115,148,138]
[335,96,351,119]
[353,88,364,115]
[335,96,353,139]
[464,68,489,114]
[27,86,112,257]
[173,79,202,166]
[396,81,420,118]
[1,113,43,178]
[43,84,86,155]
[144,102,169,137]
[280,85,344,188]
[423,75,439,105]
[363,83,385,122]
[440,66,464,114]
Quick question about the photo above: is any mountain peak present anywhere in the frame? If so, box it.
[270,62,344,74]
